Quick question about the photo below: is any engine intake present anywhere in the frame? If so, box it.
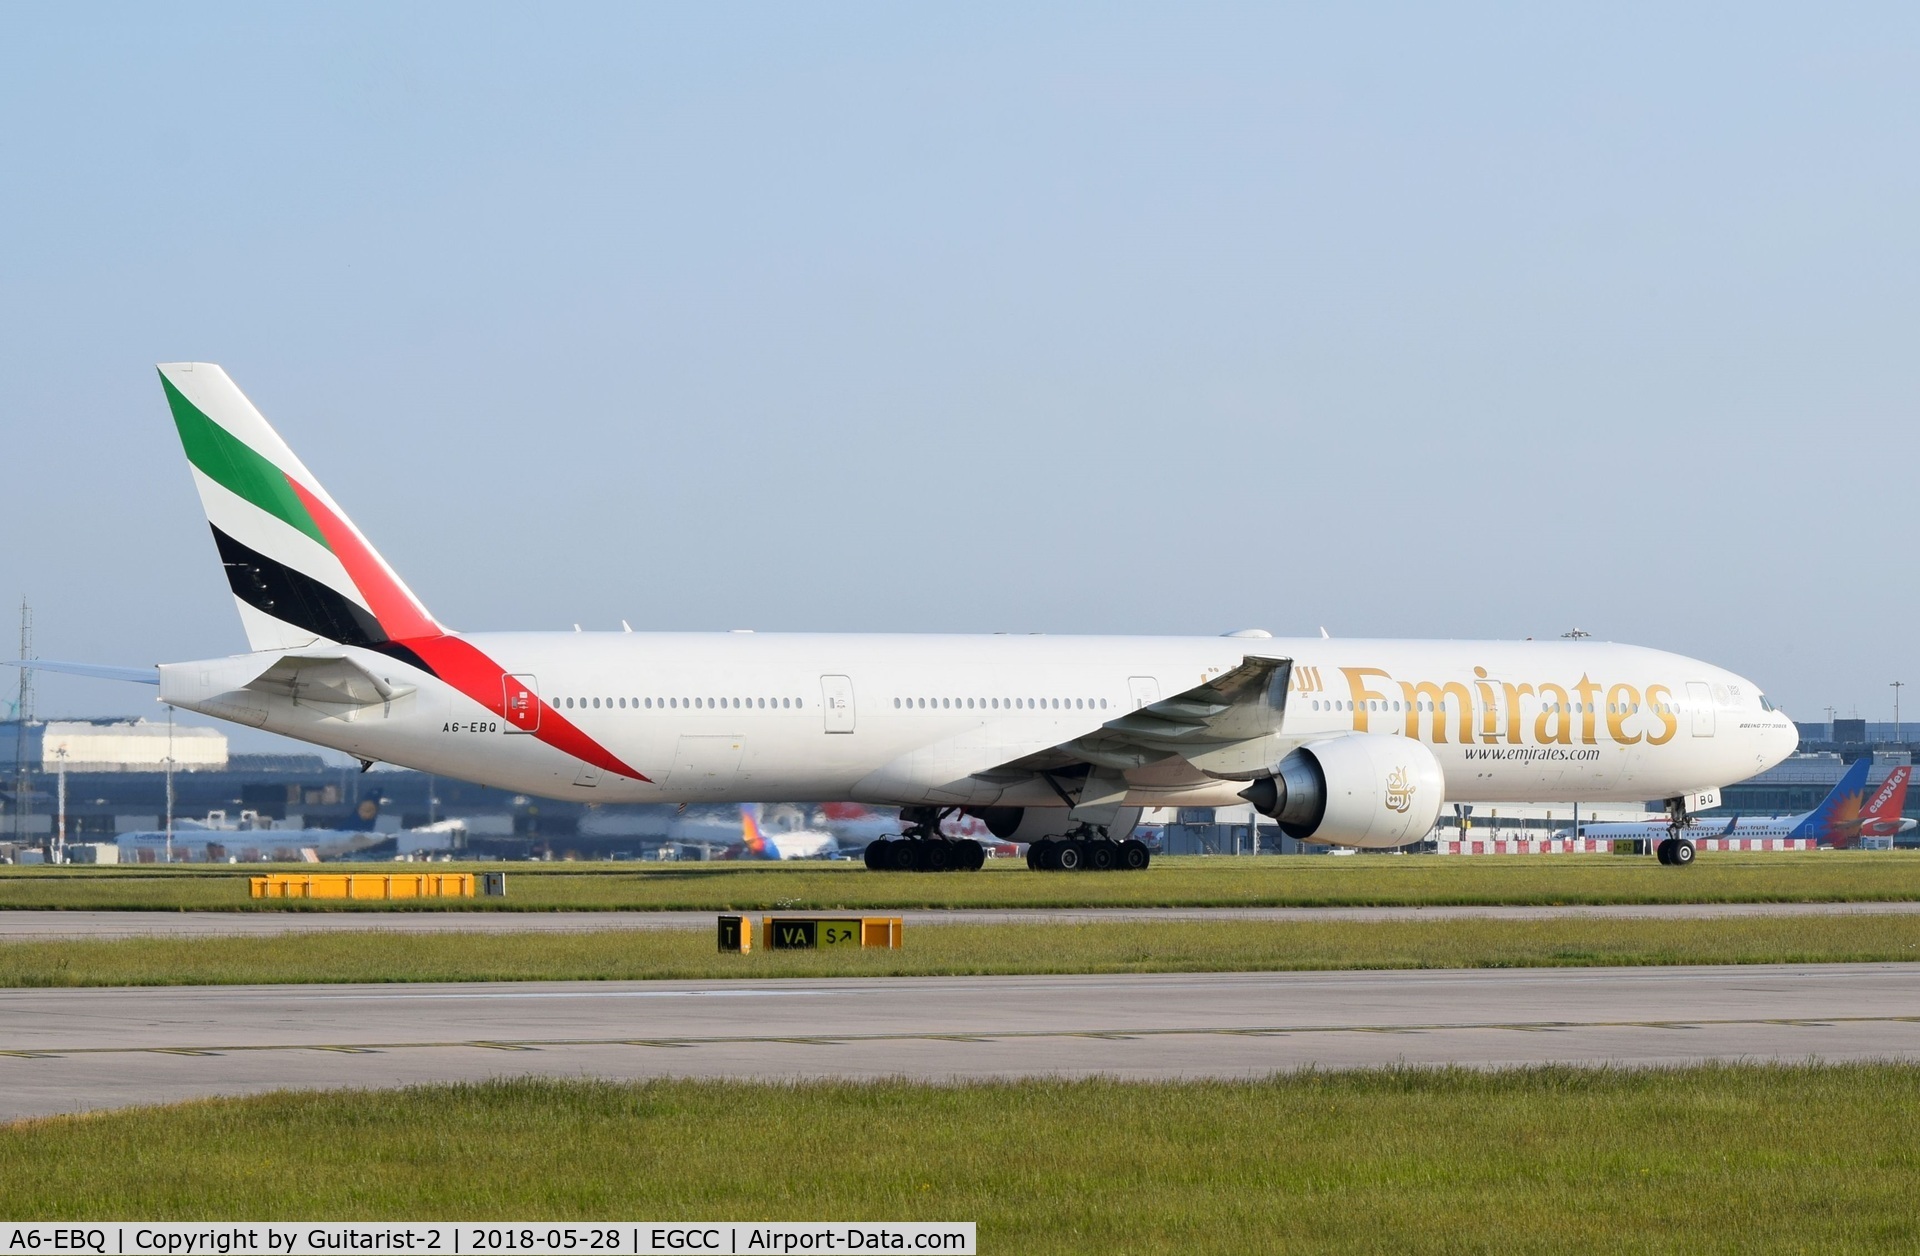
[1240,735,1444,849]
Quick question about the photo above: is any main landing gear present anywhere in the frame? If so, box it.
[863,806,986,873]
[1025,824,1152,873]
[1655,796,1697,867]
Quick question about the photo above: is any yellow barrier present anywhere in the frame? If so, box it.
[249,873,475,900]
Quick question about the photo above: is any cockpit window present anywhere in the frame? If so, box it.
[1759,695,1775,712]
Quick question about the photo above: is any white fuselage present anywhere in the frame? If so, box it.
[159,632,1798,811]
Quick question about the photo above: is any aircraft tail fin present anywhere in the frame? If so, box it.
[1789,757,1873,845]
[157,363,443,653]
[740,804,773,859]
[1859,764,1912,841]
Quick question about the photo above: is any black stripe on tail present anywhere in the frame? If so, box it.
[210,524,387,648]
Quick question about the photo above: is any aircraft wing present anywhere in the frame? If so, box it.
[980,655,1295,822]
[0,659,159,685]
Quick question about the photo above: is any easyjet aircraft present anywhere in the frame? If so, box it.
[13,364,1800,871]
[1853,764,1915,844]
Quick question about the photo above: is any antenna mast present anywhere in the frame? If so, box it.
[11,599,31,845]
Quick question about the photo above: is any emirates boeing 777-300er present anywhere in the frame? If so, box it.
[13,364,1800,871]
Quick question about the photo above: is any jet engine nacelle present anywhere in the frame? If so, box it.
[968,806,1142,844]
[1239,735,1444,849]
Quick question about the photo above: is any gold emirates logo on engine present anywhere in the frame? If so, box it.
[1384,766,1414,814]
[1338,667,1681,748]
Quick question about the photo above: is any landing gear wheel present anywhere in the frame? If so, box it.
[1119,839,1151,871]
[1656,838,1674,865]
[863,841,885,870]
[1671,838,1696,866]
[1055,841,1085,872]
[962,841,986,871]
[1088,841,1118,872]
[925,840,953,872]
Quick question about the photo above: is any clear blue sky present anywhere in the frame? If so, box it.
[3,3,1916,748]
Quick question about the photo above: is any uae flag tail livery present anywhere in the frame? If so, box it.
[157,363,645,782]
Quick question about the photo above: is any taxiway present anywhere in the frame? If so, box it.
[3,963,1916,1121]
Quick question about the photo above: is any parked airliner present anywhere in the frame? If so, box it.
[1574,758,1875,859]
[10,364,1799,871]
[725,804,838,861]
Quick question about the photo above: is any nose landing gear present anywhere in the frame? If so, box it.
[1656,837,1696,866]
[1656,796,1698,867]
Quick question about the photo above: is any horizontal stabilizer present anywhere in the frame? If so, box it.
[244,654,416,707]
[0,659,159,685]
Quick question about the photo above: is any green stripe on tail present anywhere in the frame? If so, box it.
[160,373,329,549]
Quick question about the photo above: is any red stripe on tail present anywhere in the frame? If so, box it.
[284,477,646,782]
[286,478,440,641]
[402,635,650,783]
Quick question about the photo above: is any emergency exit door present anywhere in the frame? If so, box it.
[504,674,540,733]
[820,675,856,733]
[1687,681,1715,737]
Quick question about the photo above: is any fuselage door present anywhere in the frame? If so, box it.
[1687,681,1715,737]
[821,675,856,733]
[1128,676,1160,710]
[504,674,540,733]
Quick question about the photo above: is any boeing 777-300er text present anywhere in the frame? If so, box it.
[9,364,1800,871]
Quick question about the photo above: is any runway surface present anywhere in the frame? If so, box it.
[4,963,1918,1122]
[5,900,1920,938]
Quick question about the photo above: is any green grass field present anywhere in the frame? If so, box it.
[4,850,1920,911]
[5,913,1920,986]
[3,1068,1916,1251]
